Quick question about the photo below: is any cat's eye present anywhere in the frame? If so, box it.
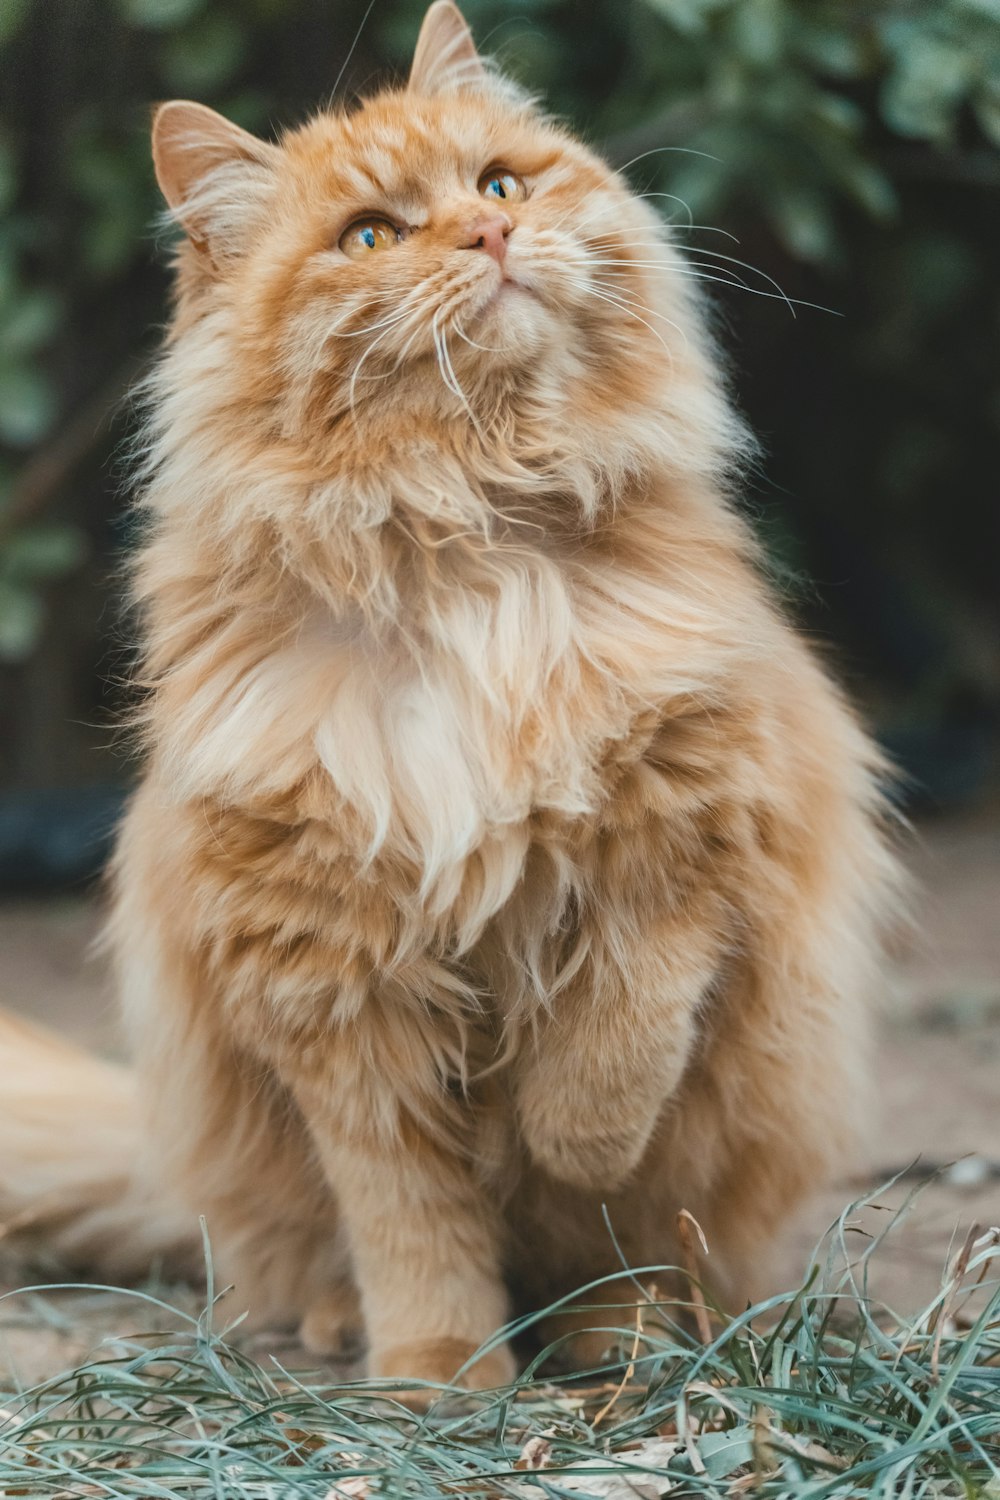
[477,168,526,204]
[339,217,402,260]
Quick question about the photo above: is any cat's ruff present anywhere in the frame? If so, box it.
[0,1,899,1395]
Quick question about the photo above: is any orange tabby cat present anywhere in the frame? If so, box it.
[0,2,899,1390]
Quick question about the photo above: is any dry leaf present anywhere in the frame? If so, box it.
[514,1439,678,1500]
[516,1436,553,1471]
[325,1479,370,1500]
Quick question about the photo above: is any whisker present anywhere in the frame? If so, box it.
[432,310,485,436]
[677,248,800,316]
[583,258,756,300]
[347,303,426,414]
[614,144,724,174]
[453,320,505,355]
[566,278,677,361]
[302,303,416,389]
[328,306,416,340]
[325,0,377,111]
[586,277,691,345]
[583,223,741,245]
[624,190,695,227]
[579,255,839,316]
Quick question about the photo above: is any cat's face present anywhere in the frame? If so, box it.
[153,4,679,446]
[280,91,639,393]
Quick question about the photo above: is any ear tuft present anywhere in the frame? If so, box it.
[152,101,279,261]
[408,1,486,97]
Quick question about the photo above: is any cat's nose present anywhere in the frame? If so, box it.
[461,213,511,265]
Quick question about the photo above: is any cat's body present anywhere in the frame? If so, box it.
[0,3,898,1390]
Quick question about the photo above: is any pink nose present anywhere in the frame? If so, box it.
[461,213,511,265]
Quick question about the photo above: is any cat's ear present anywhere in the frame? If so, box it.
[408,1,486,96]
[152,101,280,262]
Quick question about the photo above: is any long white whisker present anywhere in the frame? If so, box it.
[679,248,799,316]
[431,310,483,435]
[614,144,724,174]
[431,312,457,398]
[328,306,416,340]
[577,254,838,316]
[325,0,376,109]
[559,191,695,236]
[566,278,677,360]
[453,319,505,355]
[585,223,741,245]
[347,302,425,415]
[303,304,415,389]
[583,257,756,300]
[584,278,690,349]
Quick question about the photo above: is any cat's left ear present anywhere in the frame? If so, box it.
[152,100,280,263]
[408,1,486,96]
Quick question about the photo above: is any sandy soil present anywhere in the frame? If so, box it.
[2,812,998,1385]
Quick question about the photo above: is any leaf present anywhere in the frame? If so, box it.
[2,525,89,582]
[517,1437,554,1470]
[161,12,249,94]
[0,290,61,358]
[83,206,145,278]
[0,133,16,215]
[662,153,732,221]
[515,1442,679,1499]
[641,0,733,40]
[837,157,897,220]
[795,22,866,79]
[0,363,57,447]
[881,34,974,141]
[973,81,1000,145]
[765,186,837,263]
[119,0,206,29]
[811,92,865,135]
[0,579,45,661]
[0,0,29,46]
[954,0,1000,20]
[728,0,785,69]
[325,1479,369,1500]
[696,1426,757,1480]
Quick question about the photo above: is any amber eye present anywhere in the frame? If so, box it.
[477,168,526,204]
[338,217,401,260]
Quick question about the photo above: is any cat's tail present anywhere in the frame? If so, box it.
[0,1008,198,1279]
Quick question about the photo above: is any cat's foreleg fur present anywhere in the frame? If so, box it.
[514,889,724,1190]
[282,1010,517,1394]
[110,827,357,1349]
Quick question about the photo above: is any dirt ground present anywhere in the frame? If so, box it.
[2,811,999,1386]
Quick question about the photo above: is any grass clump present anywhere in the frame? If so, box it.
[1,1184,999,1499]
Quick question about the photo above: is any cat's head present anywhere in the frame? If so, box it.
[149,1,723,486]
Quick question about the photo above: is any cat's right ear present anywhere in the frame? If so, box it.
[152,101,279,263]
[409,2,486,95]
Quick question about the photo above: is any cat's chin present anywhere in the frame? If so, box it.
[480,276,534,309]
[467,278,552,362]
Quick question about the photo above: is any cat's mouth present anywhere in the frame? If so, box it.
[475,274,537,317]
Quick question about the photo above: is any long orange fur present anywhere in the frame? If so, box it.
[0,3,899,1389]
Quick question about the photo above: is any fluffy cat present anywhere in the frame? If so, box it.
[0,2,899,1391]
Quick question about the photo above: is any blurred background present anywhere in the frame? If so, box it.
[0,0,999,1365]
[1,0,998,880]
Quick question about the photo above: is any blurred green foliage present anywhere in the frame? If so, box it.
[0,0,998,795]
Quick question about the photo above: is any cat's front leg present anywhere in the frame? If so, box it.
[280,1004,515,1400]
[515,910,720,1189]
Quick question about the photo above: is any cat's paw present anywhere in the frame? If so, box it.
[537,1281,671,1372]
[371,1338,516,1408]
[298,1281,365,1359]
[539,1318,625,1374]
[522,1114,653,1189]
[516,1059,660,1189]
